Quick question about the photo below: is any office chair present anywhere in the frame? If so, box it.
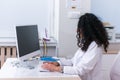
[110,51,120,80]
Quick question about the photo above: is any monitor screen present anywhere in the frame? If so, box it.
[16,25,40,61]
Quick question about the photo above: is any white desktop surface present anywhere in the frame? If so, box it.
[0,58,81,80]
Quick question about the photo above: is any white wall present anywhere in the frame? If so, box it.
[0,0,52,38]
[58,0,91,57]
[91,0,120,33]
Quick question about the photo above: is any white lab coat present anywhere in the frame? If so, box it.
[59,41,103,80]
[110,51,120,80]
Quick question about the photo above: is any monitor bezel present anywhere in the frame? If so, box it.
[15,25,40,61]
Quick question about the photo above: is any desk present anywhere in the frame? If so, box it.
[0,58,81,80]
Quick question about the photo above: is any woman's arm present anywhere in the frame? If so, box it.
[63,43,102,75]
[41,49,81,72]
[41,58,73,72]
[58,58,73,66]
[58,49,81,66]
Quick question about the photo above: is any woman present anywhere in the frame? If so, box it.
[41,13,109,80]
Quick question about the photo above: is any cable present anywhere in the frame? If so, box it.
[42,39,47,57]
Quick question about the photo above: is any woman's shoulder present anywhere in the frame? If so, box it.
[87,41,101,51]
[89,41,97,48]
[77,41,98,52]
[85,41,103,56]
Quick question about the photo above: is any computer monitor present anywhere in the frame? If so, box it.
[15,25,40,61]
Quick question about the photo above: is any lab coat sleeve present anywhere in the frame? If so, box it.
[58,58,73,66]
[63,43,102,75]
[58,50,80,66]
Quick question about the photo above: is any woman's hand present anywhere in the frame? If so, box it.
[43,62,60,66]
[41,63,61,72]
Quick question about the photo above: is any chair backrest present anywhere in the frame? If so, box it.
[110,51,120,80]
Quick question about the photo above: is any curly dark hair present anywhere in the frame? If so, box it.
[76,13,109,52]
